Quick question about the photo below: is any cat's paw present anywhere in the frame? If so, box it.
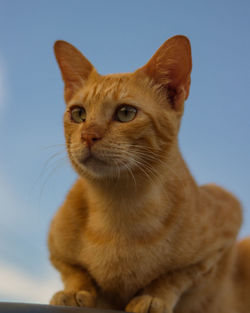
[125,295,171,313]
[50,290,96,307]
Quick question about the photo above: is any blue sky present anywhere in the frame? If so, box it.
[0,0,249,304]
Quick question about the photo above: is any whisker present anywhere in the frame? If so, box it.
[31,149,67,194]
[123,160,137,188]
[38,156,68,205]
[133,158,159,186]
[108,149,157,186]
[40,143,66,151]
[65,141,187,201]
[133,145,188,200]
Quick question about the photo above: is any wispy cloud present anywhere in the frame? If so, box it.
[0,174,61,304]
[0,261,62,303]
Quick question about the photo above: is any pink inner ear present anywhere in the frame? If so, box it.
[138,35,192,103]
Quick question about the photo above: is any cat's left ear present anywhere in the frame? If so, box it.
[137,35,192,111]
[54,40,95,102]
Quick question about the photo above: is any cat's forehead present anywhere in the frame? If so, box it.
[72,73,133,106]
[68,71,161,118]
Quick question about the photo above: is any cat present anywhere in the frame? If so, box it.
[48,35,250,313]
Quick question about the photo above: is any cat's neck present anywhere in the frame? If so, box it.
[81,143,198,221]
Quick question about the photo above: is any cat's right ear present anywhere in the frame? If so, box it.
[136,35,192,111]
[54,40,94,102]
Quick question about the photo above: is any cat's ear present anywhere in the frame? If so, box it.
[54,40,94,102]
[138,35,192,110]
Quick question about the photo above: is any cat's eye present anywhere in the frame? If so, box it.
[71,106,86,123]
[115,105,137,123]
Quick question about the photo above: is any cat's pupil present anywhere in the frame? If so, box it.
[122,108,129,116]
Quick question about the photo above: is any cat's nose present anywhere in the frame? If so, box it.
[81,131,102,147]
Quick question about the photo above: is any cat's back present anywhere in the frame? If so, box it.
[234,237,250,313]
[196,183,242,248]
[199,183,242,216]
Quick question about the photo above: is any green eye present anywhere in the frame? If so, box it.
[115,105,137,123]
[71,106,86,123]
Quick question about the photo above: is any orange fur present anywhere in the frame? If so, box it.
[49,36,249,313]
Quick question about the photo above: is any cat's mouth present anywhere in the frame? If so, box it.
[83,154,108,166]
[73,149,111,173]
[70,146,133,178]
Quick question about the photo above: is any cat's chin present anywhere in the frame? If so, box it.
[84,155,111,174]
[70,149,136,180]
[74,155,120,179]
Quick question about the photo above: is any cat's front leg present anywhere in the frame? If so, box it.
[125,273,190,313]
[49,256,97,308]
[125,276,183,313]
[50,290,96,307]
[126,295,171,313]
[125,252,223,313]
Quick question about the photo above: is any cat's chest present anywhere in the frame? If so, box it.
[78,232,170,299]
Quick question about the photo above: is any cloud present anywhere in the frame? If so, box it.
[0,173,61,304]
[0,261,62,303]
[0,174,62,304]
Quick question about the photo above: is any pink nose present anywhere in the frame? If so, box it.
[81,132,102,147]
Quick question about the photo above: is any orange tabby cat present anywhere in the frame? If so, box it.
[49,35,250,313]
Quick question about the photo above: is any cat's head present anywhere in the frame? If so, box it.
[54,35,192,180]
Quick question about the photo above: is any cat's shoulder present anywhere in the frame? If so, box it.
[199,183,242,213]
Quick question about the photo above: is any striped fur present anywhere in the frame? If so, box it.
[49,36,249,313]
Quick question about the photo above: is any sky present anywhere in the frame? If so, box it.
[0,0,249,304]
